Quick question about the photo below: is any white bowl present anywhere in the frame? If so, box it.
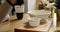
[28,10,51,18]
[15,5,24,13]
[28,17,41,27]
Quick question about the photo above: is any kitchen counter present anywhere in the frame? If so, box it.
[14,13,57,32]
[0,13,56,32]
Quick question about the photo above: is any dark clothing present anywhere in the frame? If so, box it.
[49,0,54,3]
[55,0,60,9]
[0,0,1,4]
[6,0,14,6]
[6,0,24,6]
[6,0,24,15]
[15,0,24,6]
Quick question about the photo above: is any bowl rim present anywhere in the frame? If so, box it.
[28,10,51,16]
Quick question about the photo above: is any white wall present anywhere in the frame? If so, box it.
[24,0,36,13]
[28,0,36,11]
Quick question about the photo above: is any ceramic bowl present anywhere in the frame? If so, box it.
[28,10,51,18]
[28,17,41,27]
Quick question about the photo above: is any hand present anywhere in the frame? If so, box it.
[9,0,16,4]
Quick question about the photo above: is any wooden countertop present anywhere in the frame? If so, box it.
[0,13,56,32]
[14,14,53,32]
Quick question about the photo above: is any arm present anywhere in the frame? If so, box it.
[6,0,16,5]
[0,1,12,22]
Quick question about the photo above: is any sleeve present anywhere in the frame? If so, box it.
[15,0,24,6]
[6,0,14,6]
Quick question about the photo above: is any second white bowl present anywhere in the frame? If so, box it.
[28,17,41,27]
